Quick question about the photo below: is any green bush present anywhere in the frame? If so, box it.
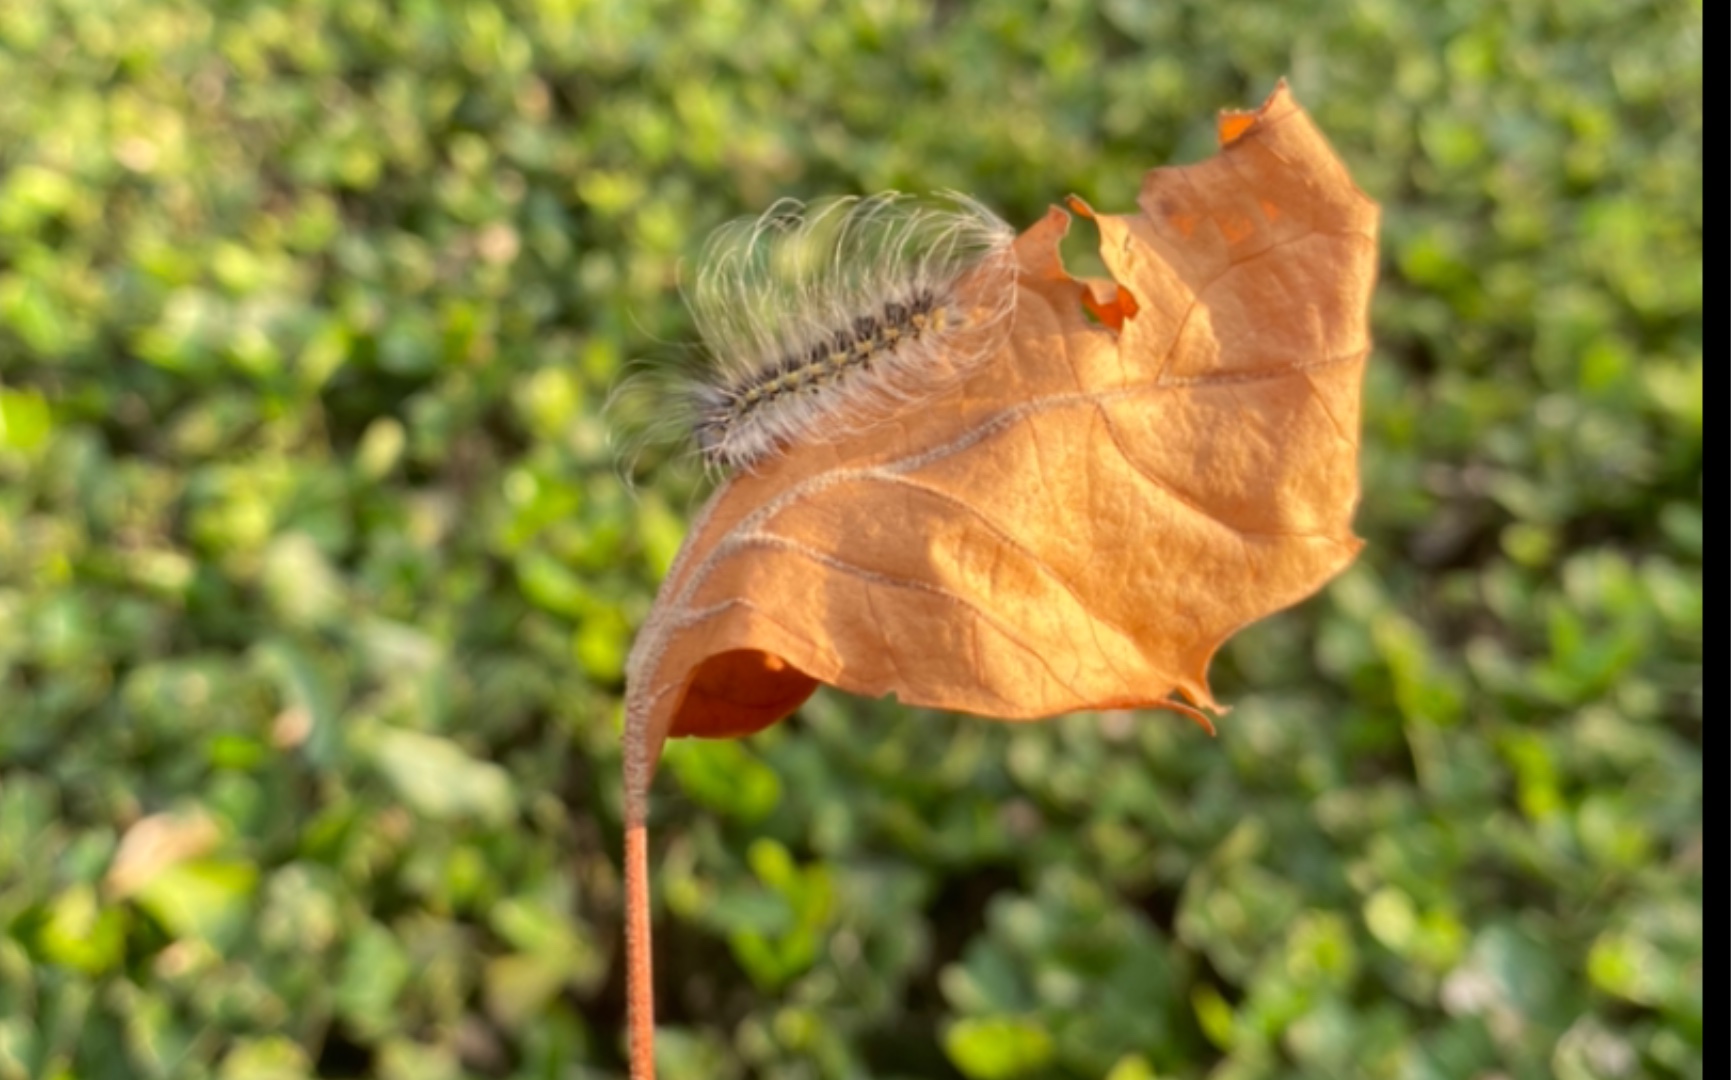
[1,1,1700,1078]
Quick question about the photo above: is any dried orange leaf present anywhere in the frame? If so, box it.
[625,81,1377,774]
[620,82,1379,1077]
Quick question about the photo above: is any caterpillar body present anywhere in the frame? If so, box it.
[617,193,1019,475]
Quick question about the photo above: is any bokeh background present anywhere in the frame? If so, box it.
[0,1,1702,1078]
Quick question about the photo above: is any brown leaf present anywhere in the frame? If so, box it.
[626,82,1377,771]
[620,82,1379,1078]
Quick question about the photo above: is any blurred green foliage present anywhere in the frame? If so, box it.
[0,0,1701,1078]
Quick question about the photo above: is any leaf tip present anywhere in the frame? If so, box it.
[1160,695,1219,736]
[1217,78,1298,147]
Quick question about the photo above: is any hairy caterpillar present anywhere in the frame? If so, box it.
[615,192,1018,475]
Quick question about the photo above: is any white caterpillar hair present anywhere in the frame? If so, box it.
[611,192,1018,478]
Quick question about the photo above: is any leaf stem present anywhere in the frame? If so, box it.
[625,742,656,1078]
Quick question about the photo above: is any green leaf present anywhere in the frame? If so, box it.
[369,729,516,826]
[134,861,258,949]
[944,1017,1055,1080]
